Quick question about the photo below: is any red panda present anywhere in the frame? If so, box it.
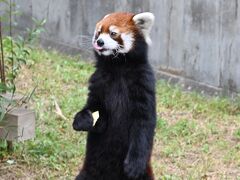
[73,12,156,180]
[92,12,154,56]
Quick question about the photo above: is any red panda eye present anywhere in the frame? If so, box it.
[110,32,117,37]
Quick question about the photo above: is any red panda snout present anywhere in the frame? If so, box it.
[92,26,134,56]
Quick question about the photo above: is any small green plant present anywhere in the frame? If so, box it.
[0,0,45,122]
[1,36,30,91]
[26,18,46,44]
[171,119,196,137]
[234,128,240,140]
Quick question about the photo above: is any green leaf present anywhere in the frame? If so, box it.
[16,57,27,64]
[0,83,8,92]
[23,49,30,55]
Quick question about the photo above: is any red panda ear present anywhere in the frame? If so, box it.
[133,12,155,45]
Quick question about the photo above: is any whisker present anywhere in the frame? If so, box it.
[76,34,93,39]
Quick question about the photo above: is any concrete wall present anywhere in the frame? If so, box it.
[4,0,240,94]
[150,0,240,95]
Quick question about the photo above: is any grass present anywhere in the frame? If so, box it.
[0,48,240,179]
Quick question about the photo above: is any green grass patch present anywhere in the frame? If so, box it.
[0,48,239,179]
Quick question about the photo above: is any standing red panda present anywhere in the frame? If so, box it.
[73,12,156,180]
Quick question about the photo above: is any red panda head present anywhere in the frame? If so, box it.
[92,12,155,56]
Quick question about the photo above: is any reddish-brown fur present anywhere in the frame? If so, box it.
[96,12,140,46]
[97,12,137,33]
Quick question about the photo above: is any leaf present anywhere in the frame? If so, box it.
[0,110,6,121]
[23,49,30,55]
[0,83,9,92]
[40,19,47,26]
[6,56,14,61]
[16,57,27,64]
[54,98,67,121]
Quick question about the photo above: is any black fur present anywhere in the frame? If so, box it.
[73,35,156,180]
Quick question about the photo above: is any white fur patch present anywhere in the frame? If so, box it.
[101,50,113,56]
[103,14,110,19]
[109,25,120,34]
[119,33,134,53]
[92,33,118,56]
[99,33,118,50]
[92,32,134,56]
[97,25,102,32]
[133,12,155,45]
[92,30,97,44]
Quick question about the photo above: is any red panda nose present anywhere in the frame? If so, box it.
[97,39,104,47]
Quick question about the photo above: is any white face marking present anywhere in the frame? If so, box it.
[92,26,134,56]
[99,33,118,50]
[119,33,134,53]
[97,25,102,32]
[109,25,120,34]
[93,33,118,56]
[92,30,97,44]
[101,50,113,56]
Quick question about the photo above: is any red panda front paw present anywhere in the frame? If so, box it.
[72,109,93,131]
[124,158,146,178]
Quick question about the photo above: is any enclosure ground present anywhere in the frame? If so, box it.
[0,49,239,179]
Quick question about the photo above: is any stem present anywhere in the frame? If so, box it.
[7,141,14,152]
[9,0,14,85]
[0,17,6,86]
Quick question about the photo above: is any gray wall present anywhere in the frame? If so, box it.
[7,0,240,94]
